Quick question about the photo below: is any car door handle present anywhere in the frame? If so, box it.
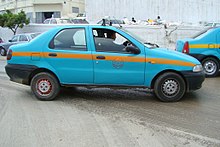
[96,56,105,59]
[148,61,156,64]
[48,53,57,57]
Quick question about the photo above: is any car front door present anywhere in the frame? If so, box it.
[91,27,145,86]
[45,27,93,84]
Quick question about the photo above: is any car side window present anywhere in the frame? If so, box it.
[52,28,87,51]
[19,35,28,41]
[11,35,19,42]
[93,28,133,53]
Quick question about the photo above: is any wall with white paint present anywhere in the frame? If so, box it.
[85,0,220,24]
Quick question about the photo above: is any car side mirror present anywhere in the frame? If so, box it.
[125,46,140,54]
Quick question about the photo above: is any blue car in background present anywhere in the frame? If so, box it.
[5,25,205,102]
[176,27,220,77]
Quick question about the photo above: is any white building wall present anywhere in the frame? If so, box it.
[85,0,220,23]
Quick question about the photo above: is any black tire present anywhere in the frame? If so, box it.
[30,72,60,101]
[0,47,6,56]
[154,72,186,102]
[202,57,219,77]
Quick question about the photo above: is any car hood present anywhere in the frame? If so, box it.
[147,47,200,65]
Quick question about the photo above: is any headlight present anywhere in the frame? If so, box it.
[193,65,203,72]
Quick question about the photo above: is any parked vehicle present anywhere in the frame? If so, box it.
[176,27,220,77]
[71,17,89,24]
[5,25,205,102]
[44,17,89,24]
[97,19,125,25]
[0,32,41,56]
[43,18,72,24]
[204,22,220,27]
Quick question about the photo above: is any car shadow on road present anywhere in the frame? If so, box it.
[55,87,202,104]
[57,87,157,102]
[20,85,204,104]
[181,92,201,102]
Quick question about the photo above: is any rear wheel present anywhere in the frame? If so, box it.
[154,72,186,102]
[202,57,219,77]
[0,47,6,56]
[31,72,60,101]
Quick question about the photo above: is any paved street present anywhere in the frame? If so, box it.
[0,56,220,147]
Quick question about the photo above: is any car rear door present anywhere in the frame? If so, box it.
[90,27,145,86]
[45,27,93,84]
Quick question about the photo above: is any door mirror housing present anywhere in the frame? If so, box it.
[125,46,140,54]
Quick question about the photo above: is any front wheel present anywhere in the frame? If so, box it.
[31,72,60,101]
[154,72,186,102]
[202,57,219,77]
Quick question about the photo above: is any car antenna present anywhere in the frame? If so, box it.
[113,16,122,28]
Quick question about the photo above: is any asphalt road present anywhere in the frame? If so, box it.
[0,56,220,147]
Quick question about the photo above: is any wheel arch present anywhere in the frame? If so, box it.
[200,55,220,63]
[28,68,60,86]
[150,69,187,90]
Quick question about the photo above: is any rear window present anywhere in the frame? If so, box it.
[71,19,89,24]
[191,27,213,39]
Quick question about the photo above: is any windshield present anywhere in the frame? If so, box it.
[121,28,157,48]
[120,28,145,43]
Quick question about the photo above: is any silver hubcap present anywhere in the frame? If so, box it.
[162,79,179,96]
[37,79,52,96]
[203,60,216,75]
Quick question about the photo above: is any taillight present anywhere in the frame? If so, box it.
[182,42,189,54]
[7,49,12,60]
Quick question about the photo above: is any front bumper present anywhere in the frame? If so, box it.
[181,71,205,92]
[5,64,38,85]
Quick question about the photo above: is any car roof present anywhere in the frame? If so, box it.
[16,32,41,35]
[43,24,120,32]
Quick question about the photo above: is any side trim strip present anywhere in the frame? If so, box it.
[12,52,195,67]
[189,44,220,49]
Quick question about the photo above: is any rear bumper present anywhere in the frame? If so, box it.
[181,71,205,91]
[5,64,38,85]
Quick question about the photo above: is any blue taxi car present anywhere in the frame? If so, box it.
[176,27,220,77]
[5,25,205,102]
